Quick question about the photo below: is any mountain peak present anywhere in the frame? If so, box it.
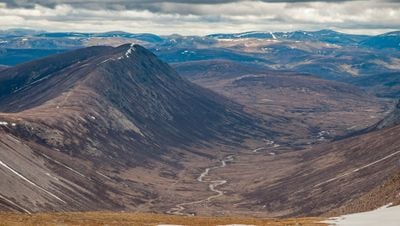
[0,43,179,113]
[0,43,270,166]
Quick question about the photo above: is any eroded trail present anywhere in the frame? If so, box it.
[167,155,235,216]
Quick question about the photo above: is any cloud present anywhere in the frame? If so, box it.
[0,0,398,35]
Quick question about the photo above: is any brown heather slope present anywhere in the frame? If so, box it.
[181,120,400,218]
[0,44,277,213]
[172,59,399,217]
[326,171,400,216]
[0,44,399,219]
[238,123,400,217]
[174,60,391,145]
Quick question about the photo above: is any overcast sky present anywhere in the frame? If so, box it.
[0,0,399,35]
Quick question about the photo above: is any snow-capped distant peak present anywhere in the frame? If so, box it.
[235,31,262,38]
[270,32,277,39]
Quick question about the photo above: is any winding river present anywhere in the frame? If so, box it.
[167,155,235,216]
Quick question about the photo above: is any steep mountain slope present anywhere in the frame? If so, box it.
[327,171,400,216]
[205,113,400,217]
[174,60,390,144]
[0,44,274,213]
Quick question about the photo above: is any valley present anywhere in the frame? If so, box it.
[0,28,400,225]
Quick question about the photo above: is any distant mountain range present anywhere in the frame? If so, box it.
[1,28,398,48]
[208,29,371,45]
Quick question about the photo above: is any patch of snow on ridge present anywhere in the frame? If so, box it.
[125,43,136,58]
[270,32,277,39]
[218,224,255,226]
[322,204,400,226]
[157,225,183,226]
[235,31,261,38]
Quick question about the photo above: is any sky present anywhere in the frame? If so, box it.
[0,0,399,35]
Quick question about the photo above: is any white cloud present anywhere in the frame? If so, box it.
[0,0,398,35]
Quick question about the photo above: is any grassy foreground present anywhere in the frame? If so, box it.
[0,212,326,226]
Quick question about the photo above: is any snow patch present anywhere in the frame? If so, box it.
[317,130,330,141]
[219,224,255,226]
[314,150,400,188]
[0,160,65,203]
[323,204,400,226]
[40,153,87,179]
[157,225,183,226]
[0,194,31,214]
[0,121,15,127]
[96,171,111,180]
[98,58,113,65]
[270,32,277,39]
[45,172,59,181]
[125,43,136,58]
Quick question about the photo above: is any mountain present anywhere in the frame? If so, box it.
[36,31,164,43]
[174,59,389,145]
[1,29,399,84]
[225,111,400,217]
[282,30,369,45]
[0,44,275,213]
[0,29,44,38]
[207,30,370,45]
[360,31,400,49]
[0,37,399,218]
[207,31,276,39]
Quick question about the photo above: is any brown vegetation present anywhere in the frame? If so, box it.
[0,212,325,226]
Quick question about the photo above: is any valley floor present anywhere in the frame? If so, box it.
[0,212,325,226]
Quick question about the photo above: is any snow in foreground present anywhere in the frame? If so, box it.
[323,204,400,226]
[157,224,255,226]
